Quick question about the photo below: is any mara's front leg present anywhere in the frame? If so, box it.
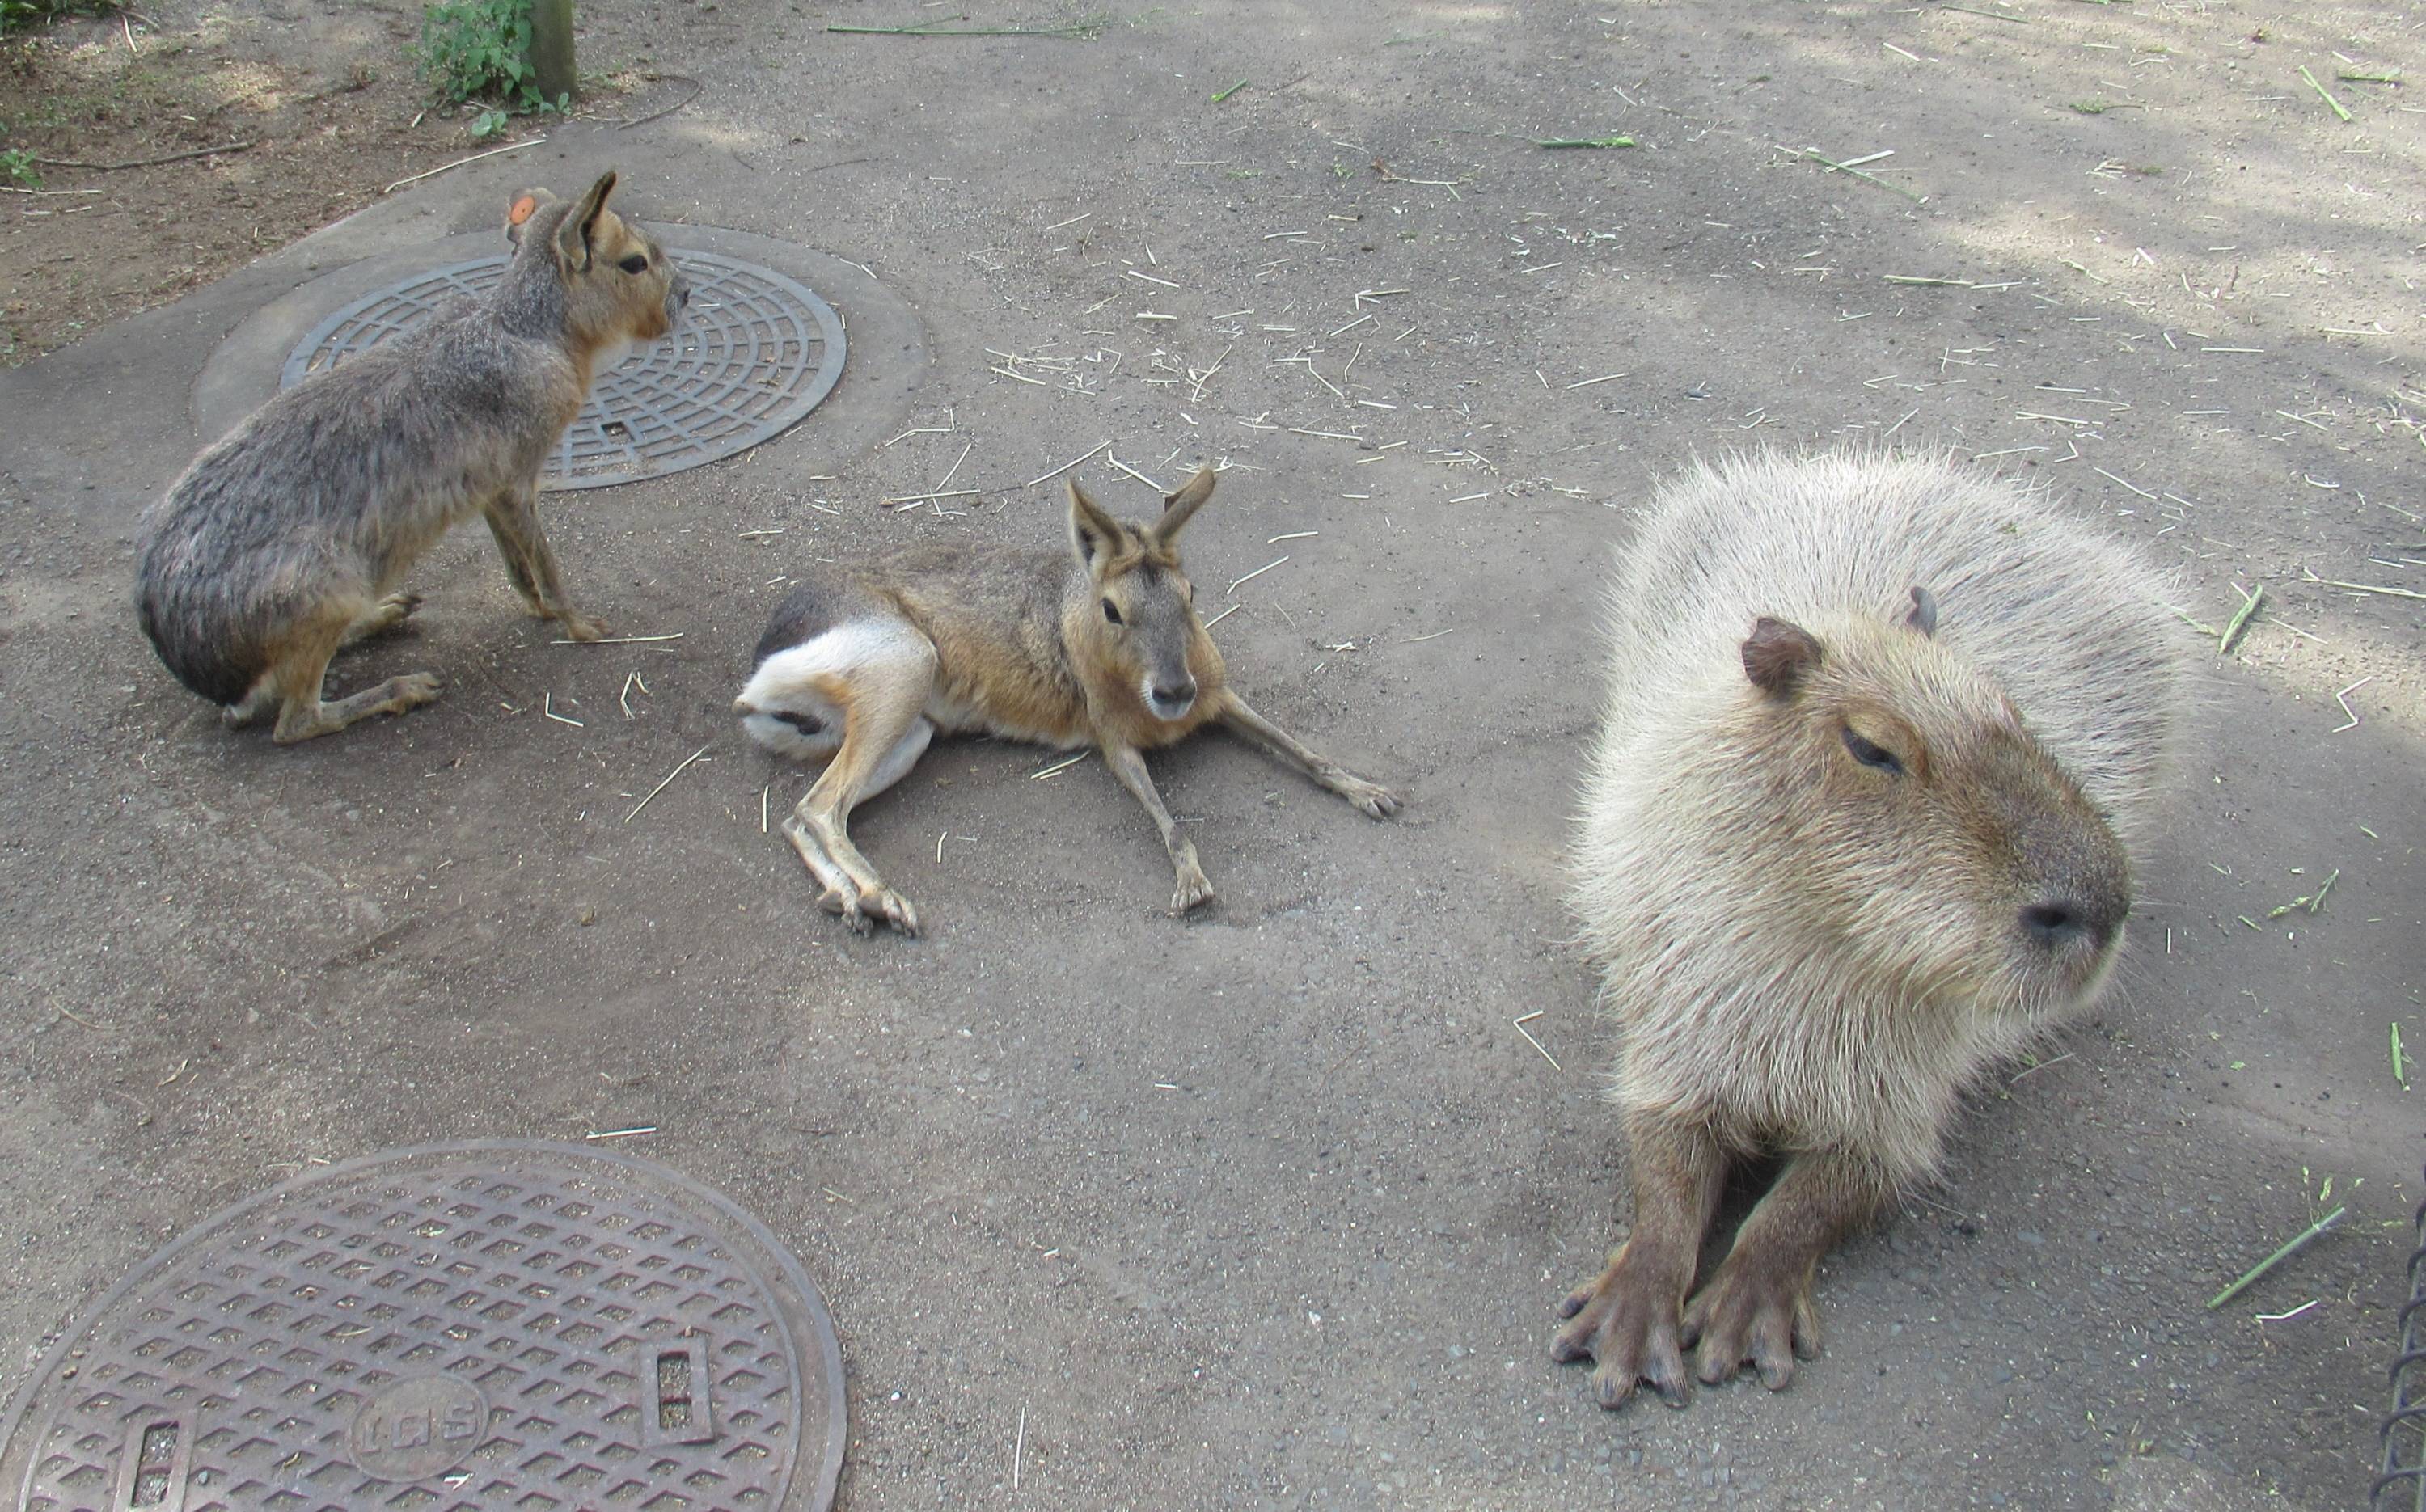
[484,484,605,641]
[1217,693,1401,817]
[1101,741,1215,914]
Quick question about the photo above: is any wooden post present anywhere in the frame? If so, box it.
[529,0,576,104]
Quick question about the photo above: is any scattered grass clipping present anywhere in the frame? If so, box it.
[2298,65,2354,121]
[2263,868,2338,919]
[1534,135,1636,149]
[2395,1022,2412,1091]
[828,13,1107,38]
[2217,584,2263,656]
[1790,147,1925,204]
[2206,1206,2346,1310]
[1211,78,1248,103]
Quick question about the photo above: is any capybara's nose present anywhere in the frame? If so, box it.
[2020,897,2119,952]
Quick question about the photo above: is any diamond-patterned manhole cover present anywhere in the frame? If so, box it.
[0,1142,846,1512]
[278,250,847,491]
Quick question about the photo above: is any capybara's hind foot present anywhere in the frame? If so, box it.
[270,672,442,743]
[555,610,608,642]
[1552,1247,1693,1412]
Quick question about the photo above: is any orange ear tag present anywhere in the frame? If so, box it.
[509,195,539,226]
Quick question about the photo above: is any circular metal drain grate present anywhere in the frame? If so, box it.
[279,251,846,491]
[0,1142,845,1512]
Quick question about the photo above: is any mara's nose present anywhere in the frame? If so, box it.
[1151,678,1198,709]
[2019,895,2122,952]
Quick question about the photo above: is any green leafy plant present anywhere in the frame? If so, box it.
[416,0,563,116]
[1,0,112,38]
[0,146,36,187]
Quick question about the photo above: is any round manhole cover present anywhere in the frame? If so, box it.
[0,1142,845,1512]
[278,250,847,491]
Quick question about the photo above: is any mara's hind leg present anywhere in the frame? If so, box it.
[759,622,939,935]
[231,594,426,725]
[783,716,932,927]
[265,602,441,744]
[340,593,421,648]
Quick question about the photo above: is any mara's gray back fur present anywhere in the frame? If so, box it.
[137,318,574,704]
[137,242,586,704]
[1572,450,2188,1181]
[133,175,683,722]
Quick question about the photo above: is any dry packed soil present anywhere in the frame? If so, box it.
[1,2,2422,1510]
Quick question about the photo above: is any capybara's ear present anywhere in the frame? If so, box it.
[1904,586,1940,638]
[554,169,619,271]
[504,188,558,246]
[1067,479,1127,572]
[1742,616,1824,699]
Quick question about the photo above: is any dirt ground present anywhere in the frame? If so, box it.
[2,1,2422,1508]
[0,0,686,362]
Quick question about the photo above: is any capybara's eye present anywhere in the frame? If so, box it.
[1101,598,1124,625]
[618,253,649,274]
[1841,727,1904,775]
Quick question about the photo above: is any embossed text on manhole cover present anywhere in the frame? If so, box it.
[0,1141,845,1512]
[279,249,847,492]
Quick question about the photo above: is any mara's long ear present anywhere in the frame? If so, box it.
[554,169,619,271]
[1147,466,1216,546]
[1904,585,1939,637]
[1067,479,1126,571]
[1742,615,1824,699]
[505,187,559,246]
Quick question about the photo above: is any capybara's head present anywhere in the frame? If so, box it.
[505,169,690,353]
[1067,469,1218,724]
[1735,587,2131,1024]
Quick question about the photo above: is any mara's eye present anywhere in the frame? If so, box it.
[618,252,650,274]
[1841,726,1904,775]
[1101,598,1123,626]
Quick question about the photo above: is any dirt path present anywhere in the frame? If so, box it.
[1,2,2420,1508]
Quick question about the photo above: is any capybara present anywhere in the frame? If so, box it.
[1554,450,2186,1409]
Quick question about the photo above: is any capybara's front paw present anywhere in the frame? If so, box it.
[1680,1252,1820,1392]
[1552,1246,1693,1411]
[556,611,609,642]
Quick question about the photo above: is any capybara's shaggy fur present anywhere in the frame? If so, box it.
[1553,450,2186,1410]
[136,170,687,741]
